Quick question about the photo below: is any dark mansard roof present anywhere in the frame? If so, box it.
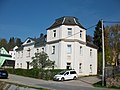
[47,16,86,30]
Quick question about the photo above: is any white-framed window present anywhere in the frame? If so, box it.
[53,30,56,37]
[68,28,72,36]
[80,30,82,38]
[21,51,23,58]
[52,46,55,54]
[37,48,39,53]
[27,48,31,57]
[42,48,44,52]
[67,45,72,54]
[90,49,92,57]
[17,63,19,68]
[27,39,31,43]
[20,63,22,68]
[90,64,92,73]
[80,46,82,55]
[17,51,20,58]
[66,62,71,69]
[79,63,82,73]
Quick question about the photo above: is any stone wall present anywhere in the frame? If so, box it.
[106,76,120,88]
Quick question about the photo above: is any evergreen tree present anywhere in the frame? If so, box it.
[15,38,22,47]
[93,20,103,74]
[0,38,8,51]
[8,37,15,51]
[93,20,102,52]
[40,33,44,38]
[86,35,93,42]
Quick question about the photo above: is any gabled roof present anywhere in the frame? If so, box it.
[47,16,86,30]
[0,47,9,55]
[16,36,46,51]
[22,37,35,46]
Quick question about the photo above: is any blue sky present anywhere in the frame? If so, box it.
[0,0,120,41]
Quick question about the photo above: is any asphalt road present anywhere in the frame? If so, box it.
[0,74,109,90]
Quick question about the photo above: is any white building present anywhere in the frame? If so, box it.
[9,46,18,60]
[10,16,98,76]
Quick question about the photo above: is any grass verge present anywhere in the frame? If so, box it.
[1,81,49,90]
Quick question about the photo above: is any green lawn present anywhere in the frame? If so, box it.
[0,81,49,90]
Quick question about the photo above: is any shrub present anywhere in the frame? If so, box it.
[6,68,65,80]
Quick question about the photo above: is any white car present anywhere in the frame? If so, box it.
[53,70,78,81]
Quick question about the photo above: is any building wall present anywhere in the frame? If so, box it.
[10,21,97,76]
[47,25,86,42]
[14,43,45,69]
[46,25,97,76]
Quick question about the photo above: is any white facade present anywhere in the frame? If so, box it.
[46,24,97,76]
[10,16,98,76]
[9,38,45,69]
[9,46,18,60]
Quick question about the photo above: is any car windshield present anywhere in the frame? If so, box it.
[58,71,66,75]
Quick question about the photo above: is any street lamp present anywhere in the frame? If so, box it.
[101,19,105,86]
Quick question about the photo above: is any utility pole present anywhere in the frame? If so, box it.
[101,19,105,86]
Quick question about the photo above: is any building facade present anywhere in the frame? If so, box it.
[10,16,98,76]
[0,47,15,68]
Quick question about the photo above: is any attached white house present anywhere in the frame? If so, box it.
[9,16,98,76]
[9,46,18,60]
[11,37,46,69]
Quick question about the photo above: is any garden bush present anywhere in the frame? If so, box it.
[6,68,65,80]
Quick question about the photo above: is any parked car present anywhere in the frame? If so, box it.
[53,70,78,81]
[0,69,8,79]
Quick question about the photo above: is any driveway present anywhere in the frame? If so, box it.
[0,74,108,90]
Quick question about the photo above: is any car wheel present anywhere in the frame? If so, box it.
[73,76,77,80]
[61,77,64,81]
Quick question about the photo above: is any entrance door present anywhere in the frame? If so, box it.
[26,62,30,69]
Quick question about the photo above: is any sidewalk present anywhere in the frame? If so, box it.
[78,76,101,85]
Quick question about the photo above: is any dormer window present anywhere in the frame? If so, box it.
[68,28,72,36]
[53,30,56,37]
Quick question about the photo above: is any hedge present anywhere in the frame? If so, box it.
[6,68,65,80]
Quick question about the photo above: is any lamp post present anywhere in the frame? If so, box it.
[101,19,105,86]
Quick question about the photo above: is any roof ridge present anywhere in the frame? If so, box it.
[62,17,65,24]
